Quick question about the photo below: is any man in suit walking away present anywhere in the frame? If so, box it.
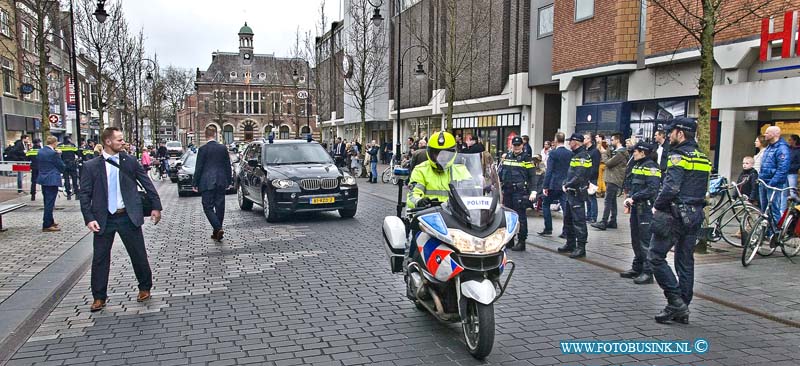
[193,128,232,241]
[79,127,162,312]
[38,136,65,232]
[538,132,572,237]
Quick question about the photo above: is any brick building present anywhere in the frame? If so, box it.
[550,0,800,179]
[176,94,197,146]
[194,23,317,145]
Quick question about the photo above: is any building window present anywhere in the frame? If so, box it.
[271,92,281,115]
[575,0,594,22]
[286,100,292,115]
[253,92,261,114]
[583,74,628,104]
[2,57,14,96]
[0,10,10,37]
[279,125,290,139]
[264,125,273,136]
[223,125,234,144]
[22,23,33,52]
[538,5,554,38]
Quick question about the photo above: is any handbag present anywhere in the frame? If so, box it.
[105,157,153,216]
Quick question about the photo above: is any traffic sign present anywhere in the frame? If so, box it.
[297,90,309,99]
[48,114,59,124]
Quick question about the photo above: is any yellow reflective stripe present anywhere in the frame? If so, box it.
[25,149,39,156]
[58,146,78,152]
[81,150,95,155]
[668,158,712,172]
[502,160,533,168]
[631,167,662,177]
[569,159,592,168]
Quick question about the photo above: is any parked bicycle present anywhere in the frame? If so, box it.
[701,175,762,248]
[381,159,405,185]
[742,179,800,266]
[149,164,163,181]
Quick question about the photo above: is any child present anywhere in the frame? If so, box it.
[736,156,759,205]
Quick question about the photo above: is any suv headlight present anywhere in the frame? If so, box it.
[341,175,356,186]
[271,179,295,189]
[178,173,189,180]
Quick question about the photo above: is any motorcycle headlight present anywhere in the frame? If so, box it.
[178,173,189,180]
[341,175,356,186]
[271,179,295,189]
[448,229,511,254]
[484,228,513,253]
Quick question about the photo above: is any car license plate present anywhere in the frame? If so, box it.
[310,197,335,204]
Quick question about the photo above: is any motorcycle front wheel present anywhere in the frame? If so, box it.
[462,299,494,359]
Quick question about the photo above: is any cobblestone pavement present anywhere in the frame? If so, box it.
[6,179,800,365]
[0,190,87,304]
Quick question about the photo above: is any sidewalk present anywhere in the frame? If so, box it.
[358,179,800,326]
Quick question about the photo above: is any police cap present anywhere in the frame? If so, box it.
[568,133,584,142]
[666,117,697,133]
[633,142,654,153]
[511,136,523,145]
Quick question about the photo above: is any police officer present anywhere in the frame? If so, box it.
[649,117,710,324]
[621,142,661,285]
[58,137,80,200]
[80,140,95,162]
[25,138,42,201]
[499,136,535,251]
[557,133,592,258]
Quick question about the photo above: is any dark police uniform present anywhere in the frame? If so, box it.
[649,118,710,324]
[558,133,592,258]
[499,137,535,251]
[80,144,95,162]
[58,139,80,199]
[25,141,41,199]
[621,143,661,284]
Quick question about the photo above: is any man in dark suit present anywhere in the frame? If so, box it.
[79,127,162,312]
[333,137,346,168]
[193,128,232,241]
[655,129,670,174]
[539,132,572,237]
[38,136,65,232]
[11,134,30,193]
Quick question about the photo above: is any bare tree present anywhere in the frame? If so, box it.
[74,0,119,129]
[161,65,195,139]
[110,10,138,139]
[343,0,389,144]
[407,0,492,129]
[648,0,786,154]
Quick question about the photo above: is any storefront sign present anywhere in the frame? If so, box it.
[19,83,34,95]
[66,77,76,111]
[760,11,799,61]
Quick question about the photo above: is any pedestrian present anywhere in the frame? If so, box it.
[539,132,571,237]
[582,133,601,223]
[38,136,65,232]
[58,137,80,200]
[648,118,710,324]
[654,129,669,174]
[787,134,800,200]
[367,140,379,183]
[81,140,95,162]
[384,141,393,164]
[25,138,42,201]
[735,156,759,205]
[193,127,233,242]
[758,125,791,228]
[558,133,592,258]
[408,138,428,173]
[753,135,766,173]
[620,142,660,285]
[11,134,30,193]
[462,134,483,154]
[499,136,536,251]
[540,140,551,169]
[156,142,169,177]
[592,133,628,230]
[522,135,533,157]
[456,134,464,152]
[333,137,346,168]
[79,127,162,312]
[140,147,152,171]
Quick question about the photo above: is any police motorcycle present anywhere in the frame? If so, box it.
[382,152,517,359]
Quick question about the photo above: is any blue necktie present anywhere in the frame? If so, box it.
[108,156,118,214]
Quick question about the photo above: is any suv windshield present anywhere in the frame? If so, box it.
[263,144,332,165]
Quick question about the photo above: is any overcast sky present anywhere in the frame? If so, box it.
[122,0,343,71]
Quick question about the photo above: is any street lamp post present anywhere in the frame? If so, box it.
[367,0,427,217]
[93,0,109,23]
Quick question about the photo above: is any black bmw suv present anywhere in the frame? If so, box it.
[236,139,358,222]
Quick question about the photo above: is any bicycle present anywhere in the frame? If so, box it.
[149,164,163,181]
[701,176,762,248]
[381,159,402,184]
[742,179,800,266]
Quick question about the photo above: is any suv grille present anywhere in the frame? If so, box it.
[300,178,339,190]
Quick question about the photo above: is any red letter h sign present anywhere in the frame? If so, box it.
[760,11,799,61]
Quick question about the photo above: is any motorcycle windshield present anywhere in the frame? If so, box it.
[441,152,500,228]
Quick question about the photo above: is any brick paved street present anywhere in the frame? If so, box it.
[3,178,800,365]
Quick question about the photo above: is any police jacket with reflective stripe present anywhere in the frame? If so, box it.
[58,143,80,166]
[760,137,791,187]
[499,151,535,194]
[406,160,471,209]
[654,140,710,210]
[626,158,660,204]
[564,146,592,190]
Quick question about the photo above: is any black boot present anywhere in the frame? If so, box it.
[619,269,639,279]
[633,273,654,284]
[557,244,575,253]
[511,237,526,251]
[606,222,617,229]
[569,243,586,258]
[31,193,35,201]
[590,221,607,230]
[655,293,689,324]
[674,314,690,324]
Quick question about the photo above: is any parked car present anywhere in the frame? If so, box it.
[177,150,237,197]
[236,139,358,222]
[166,141,184,157]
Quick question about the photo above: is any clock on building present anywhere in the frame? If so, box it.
[244,53,251,60]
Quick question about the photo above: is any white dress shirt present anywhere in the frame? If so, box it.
[102,151,125,210]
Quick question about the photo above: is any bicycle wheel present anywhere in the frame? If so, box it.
[742,218,767,266]
[719,203,761,248]
[382,169,391,183]
[779,212,800,257]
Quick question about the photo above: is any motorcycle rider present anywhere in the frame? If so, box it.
[156,141,169,177]
[499,136,535,251]
[621,142,661,285]
[58,136,80,200]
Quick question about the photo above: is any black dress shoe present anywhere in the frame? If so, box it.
[537,230,552,236]
[557,245,575,253]
[619,269,639,279]
[569,248,586,258]
[633,273,654,284]
[590,222,607,230]
[674,314,689,324]
[606,222,617,229]
[558,233,566,239]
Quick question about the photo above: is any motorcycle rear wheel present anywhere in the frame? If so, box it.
[462,299,494,359]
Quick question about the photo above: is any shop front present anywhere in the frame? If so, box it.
[452,112,522,159]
